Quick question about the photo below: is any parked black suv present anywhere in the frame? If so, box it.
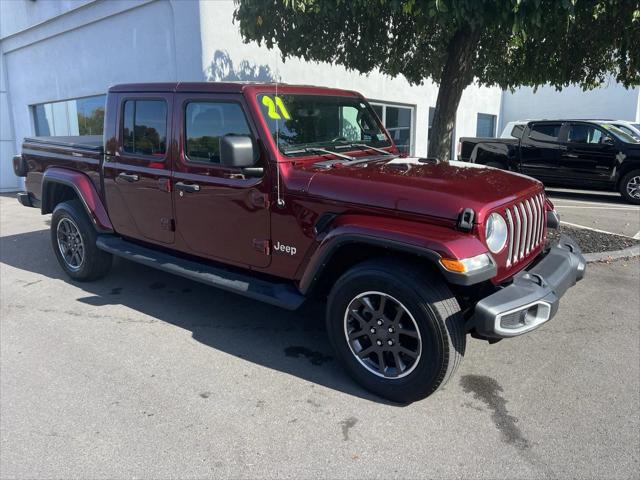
[459,120,640,204]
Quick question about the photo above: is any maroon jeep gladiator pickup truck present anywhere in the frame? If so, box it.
[14,82,586,402]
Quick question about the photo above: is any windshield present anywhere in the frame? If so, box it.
[600,123,640,143]
[613,124,640,141]
[257,94,391,154]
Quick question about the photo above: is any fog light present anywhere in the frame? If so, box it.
[498,302,552,330]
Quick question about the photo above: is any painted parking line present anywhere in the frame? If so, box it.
[555,205,639,210]
[550,198,640,209]
[560,220,636,239]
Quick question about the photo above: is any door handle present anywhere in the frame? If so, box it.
[118,172,139,182]
[175,181,201,193]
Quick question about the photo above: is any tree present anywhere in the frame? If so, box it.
[234,0,639,160]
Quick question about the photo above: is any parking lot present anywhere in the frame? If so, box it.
[1,193,638,479]
[546,188,640,238]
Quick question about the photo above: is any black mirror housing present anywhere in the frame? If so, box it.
[220,135,256,168]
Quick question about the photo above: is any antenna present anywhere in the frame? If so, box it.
[274,49,285,208]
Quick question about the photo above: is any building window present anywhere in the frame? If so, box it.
[32,95,106,137]
[370,102,414,154]
[476,113,497,137]
[122,100,167,156]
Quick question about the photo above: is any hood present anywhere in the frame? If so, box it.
[304,157,543,222]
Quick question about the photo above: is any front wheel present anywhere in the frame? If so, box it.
[619,170,640,204]
[326,259,466,403]
[51,200,112,281]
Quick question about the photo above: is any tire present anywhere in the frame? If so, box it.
[51,200,112,281]
[326,259,465,403]
[619,170,640,205]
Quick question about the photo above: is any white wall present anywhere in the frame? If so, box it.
[0,0,203,190]
[1,47,18,192]
[500,82,640,131]
[0,0,94,38]
[198,0,502,158]
[0,0,506,191]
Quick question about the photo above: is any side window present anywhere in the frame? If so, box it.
[511,124,524,139]
[185,102,252,164]
[567,124,609,144]
[122,100,167,156]
[529,123,561,142]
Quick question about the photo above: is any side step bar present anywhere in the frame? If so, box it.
[96,236,305,310]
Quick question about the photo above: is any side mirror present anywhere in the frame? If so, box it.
[219,135,256,168]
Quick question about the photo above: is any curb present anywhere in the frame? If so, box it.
[584,245,640,263]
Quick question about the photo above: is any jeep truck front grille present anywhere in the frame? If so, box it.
[504,193,546,267]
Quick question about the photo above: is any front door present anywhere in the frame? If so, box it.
[561,122,618,185]
[171,94,270,268]
[103,93,174,244]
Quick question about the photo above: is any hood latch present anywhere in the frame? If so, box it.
[458,208,475,232]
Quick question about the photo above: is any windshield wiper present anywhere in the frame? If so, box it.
[335,143,396,157]
[283,147,356,161]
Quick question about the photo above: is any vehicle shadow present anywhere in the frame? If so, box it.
[0,228,399,405]
[544,188,628,205]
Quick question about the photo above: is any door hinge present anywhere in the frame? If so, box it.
[253,239,271,255]
[161,218,175,231]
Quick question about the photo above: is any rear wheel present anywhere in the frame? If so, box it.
[619,170,640,204]
[326,259,465,403]
[51,200,112,281]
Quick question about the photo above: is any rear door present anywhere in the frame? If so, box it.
[561,122,618,185]
[519,122,565,182]
[103,93,174,244]
[171,93,270,268]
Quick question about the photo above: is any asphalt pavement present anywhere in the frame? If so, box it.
[1,194,639,479]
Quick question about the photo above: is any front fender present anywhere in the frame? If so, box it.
[298,214,495,293]
[42,167,113,233]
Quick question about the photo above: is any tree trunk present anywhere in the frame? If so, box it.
[428,27,481,161]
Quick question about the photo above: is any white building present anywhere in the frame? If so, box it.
[500,83,640,131]
[0,0,638,192]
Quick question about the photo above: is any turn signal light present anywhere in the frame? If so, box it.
[440,258,466,273]
[440,253,492,274]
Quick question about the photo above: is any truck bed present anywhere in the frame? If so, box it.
[23,135,104,152]
[21,135,105,205]
[458,137,518,164]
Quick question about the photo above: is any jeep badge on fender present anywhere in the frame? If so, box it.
[273,241,297,256]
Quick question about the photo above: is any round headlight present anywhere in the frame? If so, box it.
[485,213,508,253]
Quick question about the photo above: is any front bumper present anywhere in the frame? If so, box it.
[468,234,586,338]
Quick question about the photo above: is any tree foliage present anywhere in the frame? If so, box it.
[235,0,640,159]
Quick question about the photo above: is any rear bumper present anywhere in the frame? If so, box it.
[16,192,38,208]
[468,234,586,338]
